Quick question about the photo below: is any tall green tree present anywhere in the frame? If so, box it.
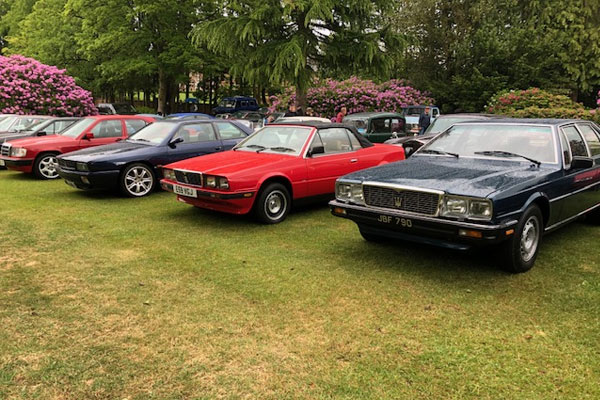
[192,0,402,108]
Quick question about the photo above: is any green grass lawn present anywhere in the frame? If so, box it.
[1,170,599,399]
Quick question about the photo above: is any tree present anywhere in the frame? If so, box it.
[192,0,402,109]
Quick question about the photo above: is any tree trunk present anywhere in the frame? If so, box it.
[296,85,307,111]
[158,68,168,116]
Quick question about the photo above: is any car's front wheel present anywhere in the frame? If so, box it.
[33,153,60,179]
[359,228,386,243]
[500,204,543,273]
[254,183,291,224]
[120,163,155,197]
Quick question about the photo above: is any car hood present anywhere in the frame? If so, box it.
[5,134,76,148]
[59,141,150,162]
[342,155,557,198]
[165,150,295,177]
[0,132,36,143]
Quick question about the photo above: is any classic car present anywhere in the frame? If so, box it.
[343,112,407,143]
[0,115,156,179]
[330,119,600,273]
[211,96,260,115]
[1,117,80,144]
[402,105,440,134]
[56,119,252,197]
[160,122,405,223]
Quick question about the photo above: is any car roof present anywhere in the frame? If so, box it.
[344,112,404,119]
[436,113,503,119]
[223,96,256,100]
[453,118,585,126]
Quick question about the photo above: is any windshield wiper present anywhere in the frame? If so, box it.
[420,149,459,158]
[474,151,541,166]
[235,144,266,152]
[260,146,296,153]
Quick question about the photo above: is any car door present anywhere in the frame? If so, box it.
[367,117,391,143]
[575,123,600,209]
[167,122,223,162]
[305,127,363,196]
[214,121,248,150]
[78,119,125,150]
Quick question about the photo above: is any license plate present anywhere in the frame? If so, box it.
[65,180,77,188]
[377,215,413,228]
[173,184,197,198]
[0,159,5,166]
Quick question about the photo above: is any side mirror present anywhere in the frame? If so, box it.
[308,145,325,157]
[169,137,184,148]
[571,156,594,170]
[83,133,94,140]
[36,131,47,136]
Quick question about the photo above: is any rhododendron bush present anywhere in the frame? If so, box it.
[0,55,97,116]
[270,77,434,118]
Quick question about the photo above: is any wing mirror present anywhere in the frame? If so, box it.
[571,156,594,170]
[83,133,94,140]
[169,137,184,148]
[308,145,325,157]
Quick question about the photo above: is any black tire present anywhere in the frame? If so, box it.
[119,163,155,197]
[33,153,60,179]
[587,207,600,224]
[359,228,386,243]
[254,183,291,224]
[500,205,543,273]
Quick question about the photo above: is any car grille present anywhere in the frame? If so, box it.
[174,169,202,186]
[1,143,11,156]
[363,185,440,216]
[58,159,77,170]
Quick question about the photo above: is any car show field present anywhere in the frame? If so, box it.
[1,170,598,399]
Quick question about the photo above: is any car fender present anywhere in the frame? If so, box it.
[500,191,550,225]
[255,173,295,198]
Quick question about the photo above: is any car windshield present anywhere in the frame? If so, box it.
[343,118,368,130]
[425,117,482,135]
[219,100,236,108]
[113,103,137,114]
[0,116,18,131]
[127,122,175,145]
[420,124,556,163]
[60,118,97,138]
[404,107,425,116]
[234,126,312,156]
[10,117,47,132]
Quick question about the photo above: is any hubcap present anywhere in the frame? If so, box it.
[39,156,58,179]
[125,167,153,196]
[264,190,286,220]
[520,216,540,262]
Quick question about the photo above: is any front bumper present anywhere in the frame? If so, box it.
[0,156,34,172]
[57,167,120,190]
[160,179,256,215]
[329,200,518,250]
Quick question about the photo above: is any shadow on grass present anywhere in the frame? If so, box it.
[0,171,38,181]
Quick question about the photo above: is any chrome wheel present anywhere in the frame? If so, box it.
[264,190,287,221]
[124,166,153,197]
[520,215,540,262]
[38,155,59,179]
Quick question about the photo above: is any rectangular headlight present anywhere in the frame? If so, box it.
[11,147,27,157]
[441,195,492,221]
[335,181,364,205]
[205,176,216,188]
[218,177,229,190]
[76,162,89,171]
[162,168,176,180]
[469,199,492,220]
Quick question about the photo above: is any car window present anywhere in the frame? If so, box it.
[90,120,123,138]
[559,130,572,166]
[391,118,405,134]
[347,129,362,149]
[174,123,216,143]
[215,122,246,139]
[561,126,588,157]
[577,124,600,156]
[370,118,390,133]
[432,109,439,117]
[317,128,353,154]
[125,119,148,136]
[51,120,76,134]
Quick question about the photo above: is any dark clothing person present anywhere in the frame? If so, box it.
[284,110,298,117]
[419,112,431,135]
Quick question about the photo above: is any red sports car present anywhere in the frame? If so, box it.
[161,122,405,223]
[0,115,155,179]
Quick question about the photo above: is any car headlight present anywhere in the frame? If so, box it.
[162,168,176,180]
[76,162,89,172]
[218,177,229,190]
[440,195,492,221]
[11,147,27,157]
[335,181,364,205]
[204,175,229,190]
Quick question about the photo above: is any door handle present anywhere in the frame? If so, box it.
[350,158,358,163]
[215,146,222,151]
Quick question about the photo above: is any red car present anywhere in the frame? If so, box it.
[0,115,155,179]
[161,122,405,223]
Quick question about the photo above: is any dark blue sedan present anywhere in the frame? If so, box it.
[330,119,600,273]
[56,119,252,197]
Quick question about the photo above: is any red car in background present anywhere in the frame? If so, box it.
[161,122,405,223]
[0,115,155,179]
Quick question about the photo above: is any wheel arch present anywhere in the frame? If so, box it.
[523,192,550,228]
[257,174,293,199]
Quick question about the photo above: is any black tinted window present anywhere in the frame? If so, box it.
[562,126,588,157]
[577,124,600,156]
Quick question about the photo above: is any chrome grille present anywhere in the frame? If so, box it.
[1,143,11,156]
[174,170,202,186]
[363,185,440,216]
[58,159,76,170]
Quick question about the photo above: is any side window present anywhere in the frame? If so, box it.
[215,122,246,139]
[391,118,405,134]
[432,109,439,118]
[562,126,588,157]
[90,120,123,138]
[125,120,147,136]
[347,129,362,149]
[370,118,389,133]
[577,124,600,156]
[559,130,572,166]
[174,124,216,143]
[241,101,248,107]
[318,128,353,154]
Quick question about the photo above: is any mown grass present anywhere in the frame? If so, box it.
[0,170,599,399]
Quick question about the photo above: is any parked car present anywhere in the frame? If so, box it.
[0,115,155,179]
[275,116,332,124]
[166,113,213,120]
[160,122,405,224]
[402,105,440,134]
[96,103,138,115]
[211,96,260,115]
[56,119,252,197]
[343,112,407,143]
[330,119,600,273]
[1,117,80,144]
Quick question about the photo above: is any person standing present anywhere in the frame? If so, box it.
[336,106,347,123]
[284,102,298,117]
[419,107,431,135]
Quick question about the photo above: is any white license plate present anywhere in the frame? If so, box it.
[173,184,197,198]
[0,159,5,166]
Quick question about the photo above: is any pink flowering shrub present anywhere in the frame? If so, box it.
[0,55,97,116]
[270,77,435,118]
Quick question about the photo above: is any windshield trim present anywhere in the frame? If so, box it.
[233,125,314,157]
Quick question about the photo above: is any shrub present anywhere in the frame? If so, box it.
[486,88,585,116]
[269,77,435,118]
[135,106,157,115]
[0,55,97,116]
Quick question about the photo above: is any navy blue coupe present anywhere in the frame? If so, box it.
[330,119,600,272]
[56,119,252,197]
